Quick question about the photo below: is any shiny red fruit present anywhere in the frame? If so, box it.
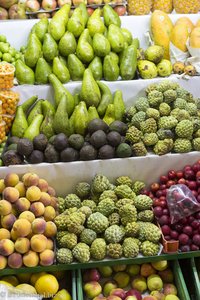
[168,170,177,179]
[151,183,160,192]
[160,175,168,184]
[176,171,184,179]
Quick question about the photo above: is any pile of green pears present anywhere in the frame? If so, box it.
[11,68,125,141]
[15,3,138,85]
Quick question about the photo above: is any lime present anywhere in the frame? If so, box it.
[2,53,12,63]
[0,42,9,53]
[0,35,7,43]
[9,47,16,57]
[20,46,26,53]
[15,53,21,60]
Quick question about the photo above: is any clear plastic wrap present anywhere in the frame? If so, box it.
[0,284,42,300]
[166,184,200,224]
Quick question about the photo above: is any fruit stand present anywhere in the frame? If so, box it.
[0,2,200,300]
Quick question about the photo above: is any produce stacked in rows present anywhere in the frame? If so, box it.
[145,160,200,252]
[0,172,58,269]
[0,35,23,63]
[83,261,181,300]
[0,271,72,299]
[125,80,200,156]
[55,173,162,264]
[16,4,138,85]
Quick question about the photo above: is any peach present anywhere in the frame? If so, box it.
[11,228,19,241]
[113,272,130,288]
[110,288,126,299]
[43,206,56,221]
[26,230,34,240]
[1,214,17,230]
[0,239,14,256]
[143,297,157,300]
[23,250,39,267]
[50,196,58,209]
[8,252,23,268]
[4,173,19,187]
[0,255,7,269]
[14,237,30,254]
[39,249,55,266]
[127,265,141,276]
[103,280,118,297]
[32,218,46,234]
[112,265,127,272]
[22,173,32,182]
[158,268,174,283]
[84,281,102,299]
[23,173,39,187]
[44,221,57,238]
[15,181,26,197]
[37,178,49,192]
[0,179,5,193]
[11,206,18,216]
[30,202,45,217]
[39,192,51,206]
[46,238,54,250]
[26,186,41,202]
[17,273,32,283]
[12,219,32,237]
[140,263,157,277]
[0,200,12,215]
[19,211,35,223]
[15,197,31,212]
[163,283,177,296]
[47,186,56,196]
[3,187,19,203]
[30,234,47,252]
[0,228,10,240]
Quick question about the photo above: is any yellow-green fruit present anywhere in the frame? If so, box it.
[152,0,173,13]
[173,0,200,13]
[53,289,72,300]
[128,0,152,15]
[157,59,172,77]
[147,274,163,291]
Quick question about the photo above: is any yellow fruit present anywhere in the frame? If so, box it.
[128,0,152,15]
[1,275,19,287]
[16,283,37,294]
[196,19,200,27]
[53,289,72,300]
[173,0,200,13]
[150,10,173,59]
[35,274,59,297]
[0,280,12,287]
[190,27,200,48]
[152,0,173,13]
[170,18,194,52]
[30,271,47,286]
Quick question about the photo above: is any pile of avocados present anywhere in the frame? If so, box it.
[2,119,133,166]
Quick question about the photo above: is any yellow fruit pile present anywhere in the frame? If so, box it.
[0,172,58,269]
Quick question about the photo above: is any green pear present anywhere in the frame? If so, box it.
[53,94,71,136]
[52,57,70,83]
[76,29,94,63]
[87,8,105,37]
[21,95,38,116]
[15,59,35,85]
[42,100,55,116]
[121,28,133,45]
[103,55,119,81]
[67,54,85,81]
[79,3,89,26]
[48,73,75,115]
[48,4,71,41]
[103,103,116,125]
[88,106,99,122]
[80,68,101,108]
[74,101,88,136]
[35,57,52,84]
[97,81,113,116]
[43,33,58,62]
[40,109,55,140]
[93,33,111,57]
[103,4,121,27]
[59,56,68,67]
[31,18,49,42]
[113,90,125,121]
[11,106,28,138]
[24,33,42,68]
[107,24,125,53]
[58,32,77,57]
[24,114,44,141]
[120,44,137,80]
[109,52,119,64]
[67,7,85,38]
[27,99,43,125]
[74,93,80,106]
[88,57,103,81]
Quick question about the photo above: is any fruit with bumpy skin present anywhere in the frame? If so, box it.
[87,212,109,233]
[135,97,150,112]
[92,174,110,194]
[75,182,90,198]
[65,194,82,209]
[125,222,139,237]
[143,133,158,147]
[115,185,135,199]
[125,126,143,144]
[134,195,153,210]
[56,248,73,264]
[173,139,192,153]
[96,198,115,216]
[175,120,193,138]
[119,204,137,225]
[72,243,90,263]
[140,241,160,256]
[141,118,157,134]
[123,238,139,258]
[90,238,106,260]
[127,0,152,15]
[59,232,77,249]
[137,210,154,222]
[108,213,120,225]
[99,190,118,202]
[104,225,124,243]
[107,243,123,259]
[132,141,147,156]
[80,228,97,245]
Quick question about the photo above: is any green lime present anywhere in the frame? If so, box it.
[11,57,15,62]
[0,42,9,53]
[9,47,16,57]
[0,35,7,43]
[20,46,26,53]
[2,53,12,63]
[15,53,21,60]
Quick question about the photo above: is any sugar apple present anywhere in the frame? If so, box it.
[123,238,139,258]
[90,238,106,260]
[108,212,120,225]
[153,139,174,155]
[173,138,192,153]
[75,182,91,198]
[72,243,90,263]
[87,212,109,233]
[146,108,160,120]
[114,184,136,199]
[80,228,97,245]
[78,206,92,218]
[57,197,66,213]
[175,120,193,138]
[65,194,82,209]
[140,241,160,256]
[132,141,147,156]
[163,89,177,104]
[56,248,73,264]
[134,195,153,210]
[107,243,123,259]
[125,126,143,143]
[130,111,146,129]
[137,210,154,222]
[193,138,200,151]
[116,198,134,209]
[144,223,161,243]
[59,232,77,249]
[99,190,118,202]
[115,176,132,187]
[148,90,163,107]
[104,225,125,243]
[96,198,116,216]
[143,133,158,146]
[159,103,171,116]
[82,200,97,212]
[124,222,139,237]
[135,97,150,112]
[91,174,110,194]
[54,215,68,231]
[158,116,178,130]
[119,204,137,225]
[140,118,157,134]
[132,181,145,195]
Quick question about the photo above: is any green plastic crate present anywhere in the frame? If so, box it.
[72,270,77,300]
[189,258,200,300]
[76,260,190,300]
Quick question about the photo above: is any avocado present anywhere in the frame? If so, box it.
[60,147,79,162]
[33,134,48,151]
[2,150,24,166]
[109,120,128,135]
[7,136,20,146]
[44,144,59,163]
[17,138,34,157]
[115,143,132,158]
[106,131,121,147]
[68,134,85,150]
[87,118,109,134]
[49,135,56,145]
[90,130,107,149]
[27,150,44,164]
[80,145,98,161]
[98,145,115,159]
[6,143,18,152]
[53,133,68,151]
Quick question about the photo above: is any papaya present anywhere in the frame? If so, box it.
[190,27,200,48]
[170,17,194,52]
[150,10,173,59]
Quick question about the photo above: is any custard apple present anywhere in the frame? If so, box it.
[56,248,73,264]
[104,225,125,243]
[87,212,109,233]
[90,238,106,260]
[72,243,90,263]
[134,195,153,210]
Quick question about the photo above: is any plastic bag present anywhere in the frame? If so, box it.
[166,184,200,224]
[0,284,42,300]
